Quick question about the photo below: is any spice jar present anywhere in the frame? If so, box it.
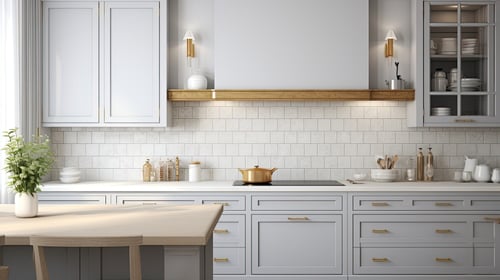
[189,161,201,182]
[142,159,152,182]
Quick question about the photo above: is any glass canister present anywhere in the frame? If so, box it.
[142,159,152,182]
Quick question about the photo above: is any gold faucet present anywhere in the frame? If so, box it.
[175,156,180,181]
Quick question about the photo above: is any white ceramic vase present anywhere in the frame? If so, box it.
[15,192,38,218]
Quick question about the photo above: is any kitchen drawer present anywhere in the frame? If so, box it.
[252,195,342,211]
[202,196,245,211]
[353,195,500,211]
[213,248,245,275]
[38,193,108,205]
[354,215,470,244]
[353,247,472,275]
[115,195,196,205]
[213,214,245,247]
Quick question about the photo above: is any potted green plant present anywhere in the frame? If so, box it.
[3,128,54,217]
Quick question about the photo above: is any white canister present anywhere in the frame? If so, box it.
[189,161,201,182]
[492,168,500,183]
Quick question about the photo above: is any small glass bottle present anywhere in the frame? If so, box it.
[142,159,152,182]
[425,147,434,181]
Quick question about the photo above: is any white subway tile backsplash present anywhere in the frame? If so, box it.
[49,102,500,181]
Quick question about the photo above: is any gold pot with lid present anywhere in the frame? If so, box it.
[239,165,277,183]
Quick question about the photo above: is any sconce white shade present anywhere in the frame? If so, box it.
[385,30,397,41]
[183,31,196,41]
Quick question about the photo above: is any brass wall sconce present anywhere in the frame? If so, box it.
[183,31,195,58]
[385,30,397,57]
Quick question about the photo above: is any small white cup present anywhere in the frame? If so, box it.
[453,171,462,182]
[462,171,472,182]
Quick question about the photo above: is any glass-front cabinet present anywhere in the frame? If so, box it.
[423,1,500,126]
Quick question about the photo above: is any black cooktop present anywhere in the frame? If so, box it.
[232,180,345,186]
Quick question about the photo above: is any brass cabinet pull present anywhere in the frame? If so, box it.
[435,202,453,207]
[213,202,230,206]
[484,217,500,224]
[372,258,389,263]
[288,217,310,221]
[371,202,390,207]
[372,229,389,234]
[455,119,475,123]
[142,202,157,205]
[214,229,229,233]
[435,229,453,234]
[213,258,229,262]
[435,257,453,262]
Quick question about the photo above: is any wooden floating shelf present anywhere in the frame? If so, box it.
[167,89,415,101]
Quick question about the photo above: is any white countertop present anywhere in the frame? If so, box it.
[40,180,500,192]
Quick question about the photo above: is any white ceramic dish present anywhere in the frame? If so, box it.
[60,176,80,184]
[371,169,399,182]
[353,173,367,181]
[59,170,81,177]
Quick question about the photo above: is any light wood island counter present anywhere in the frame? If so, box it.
[0,204,223,280]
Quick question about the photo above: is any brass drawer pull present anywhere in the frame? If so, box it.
[213,258,229,262]
[372,258,389,263]
[484,217,500,224]
[435,257,453,262]
[371,202,390,207]
[213,202,230,206]
[142,202,157,205]
[435,202,453,207]
[214,229,229,234]
[372,229,389,234]
[435,229,453,234]
[455,119,475,123]
[288,217,310,221]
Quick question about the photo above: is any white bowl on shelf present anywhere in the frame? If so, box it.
[59,170,81,177]
[371,169,399,182]
[60,176,80,184]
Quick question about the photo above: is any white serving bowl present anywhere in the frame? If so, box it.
[371,169,399,182]
[61,167,79,173]
[60,176,80,184]
[59,170,81,177]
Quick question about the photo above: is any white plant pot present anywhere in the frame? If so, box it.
[15,193,38,218]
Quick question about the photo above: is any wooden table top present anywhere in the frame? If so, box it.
[0,204,223,246]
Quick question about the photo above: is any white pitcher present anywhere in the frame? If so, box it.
[464,156,478,173]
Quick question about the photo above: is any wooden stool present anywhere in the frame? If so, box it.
[30,236,142,280]
[0,235,9,280]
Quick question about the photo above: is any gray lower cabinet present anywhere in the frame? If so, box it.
[250,195,344,276]
[36,190,500,279]
[351,194,500,278]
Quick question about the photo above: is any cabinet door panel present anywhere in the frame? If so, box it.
[252,214,342,275]
[42,2,99,124]
[104,2,160,123]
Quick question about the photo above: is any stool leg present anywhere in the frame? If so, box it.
[129,245,142,280]
[33,245,49,280]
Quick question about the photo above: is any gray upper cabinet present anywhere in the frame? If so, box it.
[42,0,167,127]
[411,0,500,127]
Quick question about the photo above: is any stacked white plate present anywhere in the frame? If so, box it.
[462,38,478,55]
[440,38,457,55]
[59,167,81,183]
[449,78,481,91]
[431,107,451,116]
